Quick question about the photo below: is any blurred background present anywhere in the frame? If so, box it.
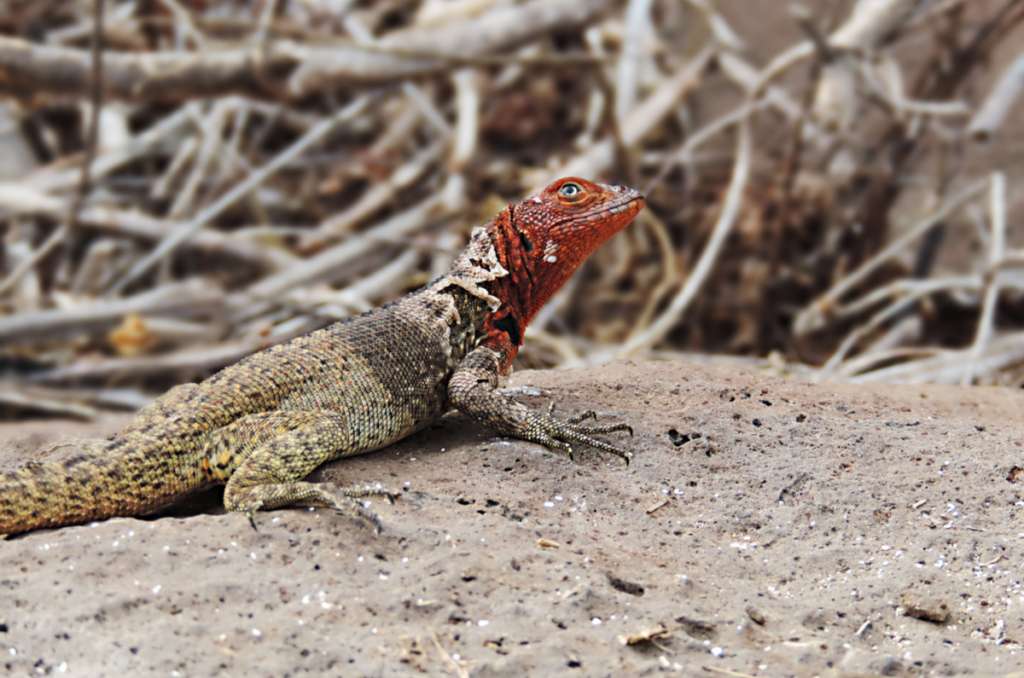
[0,0,1022,419]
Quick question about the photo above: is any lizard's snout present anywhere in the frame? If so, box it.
[615,186,646,212]
[609,183,644,202]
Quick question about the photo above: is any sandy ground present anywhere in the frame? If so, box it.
[1,359,1024,677]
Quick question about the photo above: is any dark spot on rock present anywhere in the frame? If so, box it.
[606,573,644,596]
[795,414,807,423]
[1008,466,1023,483]
[752,418,762,427]
[746,606,766,625]
[901,591,950,624]
[880,658,903,676]
[676,615,716,640]
[667,429,688,446]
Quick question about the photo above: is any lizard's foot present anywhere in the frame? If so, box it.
[525,406,634,465]
[332,484,402,534]
[225,481,398,533]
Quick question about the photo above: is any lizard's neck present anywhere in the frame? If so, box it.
[434,224,510,312]
[430,223,529,371]
[438,214,554,371]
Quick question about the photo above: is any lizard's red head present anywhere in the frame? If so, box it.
[484,177,644,361]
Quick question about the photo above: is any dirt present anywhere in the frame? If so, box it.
[1,360,1023,677]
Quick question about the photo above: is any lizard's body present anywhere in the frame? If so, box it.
[0,177,644,536]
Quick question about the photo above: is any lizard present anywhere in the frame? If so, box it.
[0,176,644,537]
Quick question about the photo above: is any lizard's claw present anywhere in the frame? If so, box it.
[526,409,634,466]
[328,484,400,534]
[247,511,260,532]
[333,499,385,535]
[565,410,597,425]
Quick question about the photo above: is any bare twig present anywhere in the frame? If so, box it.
[0,0,105,297]
[961,173,1007,385]
[109,94,376,293]
[619,115,753,355]
[795,178,991,336]
[968,54,1024,140]
[851,332,1024,384]
[0,280,224,343]
[552,46,714,184]
[237,188,454,310]
[0,0,613,102]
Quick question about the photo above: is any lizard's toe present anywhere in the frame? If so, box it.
[325,487,392,533]
[344,499,385,534]
[541,435,576,462]
[338,483,400,503]
[535,412,634,466]
[566,410,598,426]
[569,422,633,437]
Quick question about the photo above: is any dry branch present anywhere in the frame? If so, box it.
[0,0,612,103]
[0,280,224,343]
[968,54,1024,140]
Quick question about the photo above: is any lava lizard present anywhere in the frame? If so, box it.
[0,177,644,536]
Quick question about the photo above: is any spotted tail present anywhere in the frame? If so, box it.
[0,444,200,536]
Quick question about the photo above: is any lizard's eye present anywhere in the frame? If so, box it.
[558,182,584,201]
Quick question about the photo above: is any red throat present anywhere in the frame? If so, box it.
[480,177,645,371]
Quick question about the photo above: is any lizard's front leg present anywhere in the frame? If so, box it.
[448,346,633,463]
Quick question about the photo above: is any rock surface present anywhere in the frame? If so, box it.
[2,360,1023,676]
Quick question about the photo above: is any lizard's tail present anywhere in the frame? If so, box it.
[0,445,191,536]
